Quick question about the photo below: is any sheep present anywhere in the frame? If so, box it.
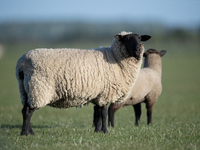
[105,49,167,127]
[15,31,151,135]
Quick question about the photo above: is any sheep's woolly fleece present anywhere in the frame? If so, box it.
[16,31,144,109]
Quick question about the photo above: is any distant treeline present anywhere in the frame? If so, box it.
[0,21,199,44]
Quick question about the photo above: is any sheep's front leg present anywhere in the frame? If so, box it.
[133,103,141,126]
[101,104,108,133]
[94,105,102,132]
[21,103,35,135]
[93,105,97,127]
[94,104,108,133]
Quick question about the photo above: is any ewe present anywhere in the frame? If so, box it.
[16,32,151,135]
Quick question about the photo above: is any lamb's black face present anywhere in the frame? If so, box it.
[115,34,151,59]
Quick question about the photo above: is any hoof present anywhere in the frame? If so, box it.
[94,129,108,134]
[103,129,108,134]
[94,129,102,133]
[21,130,35,136]
[20,131,29,136]
[29,131,35,135]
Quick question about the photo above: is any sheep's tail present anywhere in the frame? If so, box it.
[16,67,28,107]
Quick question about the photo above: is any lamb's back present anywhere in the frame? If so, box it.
[125,68,161,105]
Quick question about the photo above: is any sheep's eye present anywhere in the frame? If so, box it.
[124,37,128,41]
[125,37,128,41]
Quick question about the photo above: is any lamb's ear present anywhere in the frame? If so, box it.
[114,35,123,41]
[141,35,151,41]
[160,50,167,57]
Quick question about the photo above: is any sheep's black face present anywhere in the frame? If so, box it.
[115,34,151,59]
[123,34,141,59]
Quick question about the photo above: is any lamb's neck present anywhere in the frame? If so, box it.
[143,60,162,75]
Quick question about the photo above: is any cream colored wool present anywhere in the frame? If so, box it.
[122,51,163,106]
[16,32,144,109]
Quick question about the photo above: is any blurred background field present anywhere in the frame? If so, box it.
[0,0,200,149]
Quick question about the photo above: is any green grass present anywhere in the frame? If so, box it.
[0,41,200,150]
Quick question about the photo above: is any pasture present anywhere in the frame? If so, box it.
[0,40,200,150]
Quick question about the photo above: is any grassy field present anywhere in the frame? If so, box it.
[0,40,200,150]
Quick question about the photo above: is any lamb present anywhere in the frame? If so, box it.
[106,49,166,127]
[15,31,151,135]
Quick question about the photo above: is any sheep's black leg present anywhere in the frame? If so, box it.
[108,103,112,127]
[94,105,102,132]
[146,102,153,125]
[21,103,35,135]
[101,104,108,133]
[133,103,141,126]
[92,105,97,127]
[28,122,35,135]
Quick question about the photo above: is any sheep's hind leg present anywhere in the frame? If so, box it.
[133,103,141,126]
[21,103,35,135]
[28,122,34,135]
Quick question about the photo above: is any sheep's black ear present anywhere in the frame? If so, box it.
[114,35,123,41]
[141,35,151,41]
[160,50,167,57]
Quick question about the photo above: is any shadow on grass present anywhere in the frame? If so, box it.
[0,124,50,129]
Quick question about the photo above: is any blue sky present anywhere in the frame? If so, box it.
[0,0,200,28]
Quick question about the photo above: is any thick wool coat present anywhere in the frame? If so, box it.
[16,32,144,109]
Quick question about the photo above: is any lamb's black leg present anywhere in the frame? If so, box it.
[21,103,35,135]
[101,104,108,133]
[94,105,102,132]
[108,103,115,127]
[133,103,141,126]
[108,103,123,127]
[146,102,153,125]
